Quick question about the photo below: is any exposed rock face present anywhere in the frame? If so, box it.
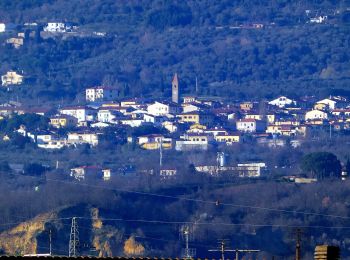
[0,212,57,255]
[124,236,145,256]
[90,207,124,257]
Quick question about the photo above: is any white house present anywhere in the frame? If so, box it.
[236,119,266,133]
[102,169,112,181]
[147,101,182,116]
[310,16,327,23]
[162,121,178,133]
[182,103,209,113]
[60,106,96,122]
[70,166,101,181]
[160,168,177,179]
[138,134,164,145]
[1,71,24,86]
[90,122,110,128]
[305,110,328,121]
[143,114,165,126]
[237,162,268,177]
[268,96,296,108]
[0,23,5,33]
[316,98,337,110]
[85,86,119,102]
[175,133,213,151]
[43,22,73,33]
[37,139,67,149]
[120,117,144,127]
[97,109,120,123]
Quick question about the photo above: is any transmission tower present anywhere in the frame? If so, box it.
[180,225,196,259]
[69,217,79,257]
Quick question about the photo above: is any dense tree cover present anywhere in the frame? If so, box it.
[0,1,349,104]
[0,114,49,134]
[147,4,192,30]
[301,152,342,179]
[23,162,46,176]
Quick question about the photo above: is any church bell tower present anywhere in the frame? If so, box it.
[172,73,179,103]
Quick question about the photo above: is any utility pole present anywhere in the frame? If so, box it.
[159,138,163,168]
[209,239,260,260]
[209,239,233,260]
[234,249,260,260]
[69,217,79,257]
[295,228,303,260]
[49,229,52,256]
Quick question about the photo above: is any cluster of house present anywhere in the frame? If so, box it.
[1,74,350,181]
[1,20,106,50]
[2,75,350,151]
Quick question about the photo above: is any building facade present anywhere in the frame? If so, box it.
[85,86,119,102]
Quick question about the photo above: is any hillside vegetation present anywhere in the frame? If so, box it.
[0,0,349,103]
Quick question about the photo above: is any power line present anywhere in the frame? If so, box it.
[3,214,350,232]
[7,172,350,221]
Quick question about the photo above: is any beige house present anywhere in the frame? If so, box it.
[1,71,24,86]
[6,37,24,48]
[214,133,241,144]
[305,110,328,121]
[50,115,78,128]
[178,111,214,126]
[67,132,100,146]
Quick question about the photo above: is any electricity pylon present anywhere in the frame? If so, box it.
[69,217,79,257]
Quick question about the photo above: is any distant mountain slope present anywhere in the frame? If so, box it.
[0,0,349,103]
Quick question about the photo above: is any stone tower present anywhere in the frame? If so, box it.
[172,73,179,103]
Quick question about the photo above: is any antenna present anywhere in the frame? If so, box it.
[69,217,79,257]
[180,225,196,259]
[295,228,303,260]
[195,76,198,94]
[49,229,52,256]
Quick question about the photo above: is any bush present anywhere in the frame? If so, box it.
[24,163,46,176]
